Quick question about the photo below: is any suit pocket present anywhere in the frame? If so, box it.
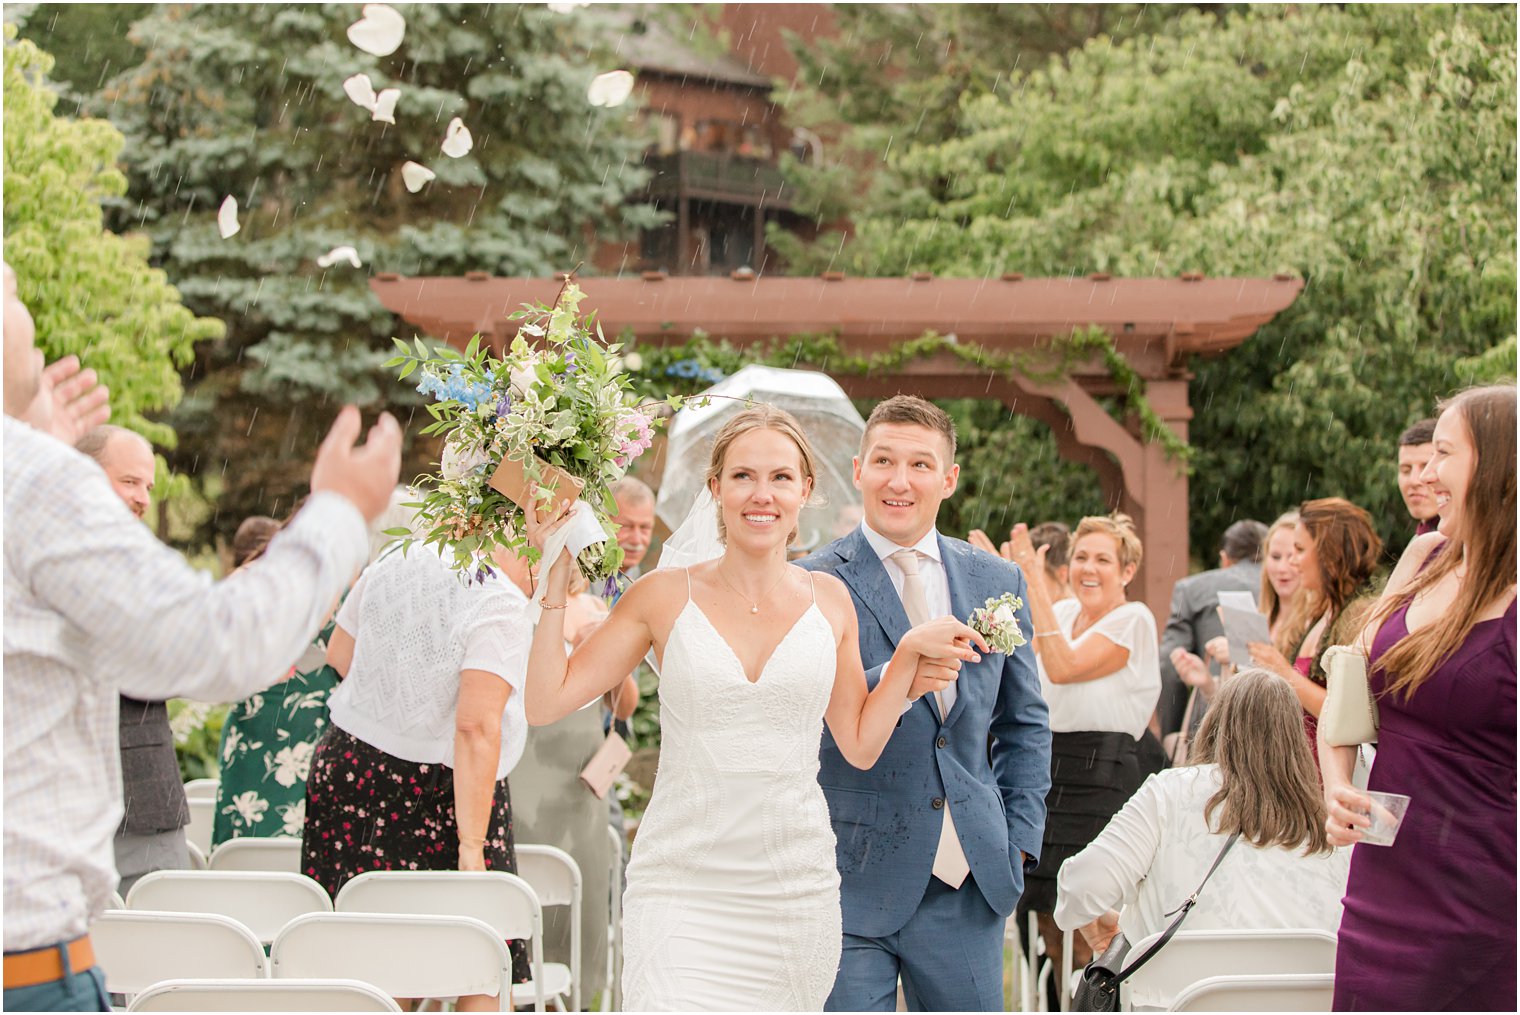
[824,786,878,874]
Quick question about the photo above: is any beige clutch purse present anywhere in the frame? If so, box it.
[578,730,631,799]
[1320,645,1380,746]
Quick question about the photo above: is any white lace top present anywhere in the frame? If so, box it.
[1054,765,1350,1008]
[328,544,530,779]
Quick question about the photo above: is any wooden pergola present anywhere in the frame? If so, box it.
[370,272,1303,623]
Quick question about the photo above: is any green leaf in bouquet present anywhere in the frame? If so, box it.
[413,336,430,360]
[464,334,481,360]
[392,337,412,356]
[398,359,417,381]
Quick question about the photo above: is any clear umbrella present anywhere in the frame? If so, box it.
[655,365,867,559]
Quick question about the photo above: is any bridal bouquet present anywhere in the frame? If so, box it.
[386,282,668,588]
[968,593,1028,654]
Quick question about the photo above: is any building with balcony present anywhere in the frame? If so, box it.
[592,4,836,276]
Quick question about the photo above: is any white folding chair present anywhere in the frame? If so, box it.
[91,910,267,999]
[209,836,304,873]
[515,845,582,1012]
[182,778,220,800]
[1169,973,1336,1011]
[185,797,217,857]
[272,912,515,1010]
[333,870,547,1012]
[1125,929,1337,1010]
[126,869,332,944]
[603,824,623,1013]
[127,977,401,1012]
[108,890,127,911]
[185,839,208,870]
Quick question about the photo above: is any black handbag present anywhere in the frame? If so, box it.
[1071,832,1240,1012]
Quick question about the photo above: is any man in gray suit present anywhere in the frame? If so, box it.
[1157,519,1267,737]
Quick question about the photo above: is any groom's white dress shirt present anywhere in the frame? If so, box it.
[3,417,367,952]
[860,522,956,714]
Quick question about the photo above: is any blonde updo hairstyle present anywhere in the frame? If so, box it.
[1072,511,1144,573]
[703,404,819,545]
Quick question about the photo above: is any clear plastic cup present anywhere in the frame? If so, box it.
[1358,791,1411,846]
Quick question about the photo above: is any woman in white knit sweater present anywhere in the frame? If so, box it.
[1055,667,1349,1009]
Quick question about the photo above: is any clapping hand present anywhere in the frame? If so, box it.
[1248,640,1295,679]
[309,406,403,522]
[967,528,1003,558]
[23,355,110,443]
[1203,635,1232,667]
[1169,646,1212,690]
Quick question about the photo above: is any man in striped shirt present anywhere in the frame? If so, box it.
[3,262,402,1010]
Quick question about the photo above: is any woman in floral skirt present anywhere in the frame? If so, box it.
[300,536,535,1007]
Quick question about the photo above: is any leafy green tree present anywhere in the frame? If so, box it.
[782,5,1516,557]
[3,26,223,449]
[91,3,662,542]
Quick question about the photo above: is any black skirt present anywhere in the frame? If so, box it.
[301,724,530,983]
[1020,730,1145,913]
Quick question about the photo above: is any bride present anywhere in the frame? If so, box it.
[523,404,987,1011]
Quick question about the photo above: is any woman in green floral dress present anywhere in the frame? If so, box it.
[212,621,341,847]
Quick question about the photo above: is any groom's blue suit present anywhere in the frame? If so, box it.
[800,526,1051,1010]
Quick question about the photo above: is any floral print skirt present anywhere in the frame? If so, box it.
[301,724,530,982]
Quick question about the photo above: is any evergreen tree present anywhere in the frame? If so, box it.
[94,3,661,539]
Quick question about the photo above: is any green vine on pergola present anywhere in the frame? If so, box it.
[622,324,1194,467]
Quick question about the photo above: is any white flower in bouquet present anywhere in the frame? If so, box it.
[968,593,1028,654]
[440,438,491,482]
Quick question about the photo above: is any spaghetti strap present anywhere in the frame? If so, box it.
[684,566,693,604]
[807,569,817,605]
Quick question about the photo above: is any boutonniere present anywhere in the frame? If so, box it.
[969,593,1027,654]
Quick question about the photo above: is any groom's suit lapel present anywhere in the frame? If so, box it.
[836,528,946,724]
[939,534,976,732]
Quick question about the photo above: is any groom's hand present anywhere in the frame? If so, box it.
[908,655,962,702]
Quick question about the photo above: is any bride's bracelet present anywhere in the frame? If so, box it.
[539,600,569,611]
[459,835,486,849]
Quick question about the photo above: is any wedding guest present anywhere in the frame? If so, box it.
[1009,512,1161,981]
[1173,511,1303,705]
[3,261,400,1012]
[301,538,535,1009]
[969,520,1074,602]
[212,491,415,848]
[1247,498,1382,754]
[1396,417,1440,535]
[609,476,655,597]
[76,426,191,895]
[1157,519,1267,737]
[228,515,278,570]
[1324,385,1515,1011]
[505,548,620,1006]
[1057,668,1349,1010]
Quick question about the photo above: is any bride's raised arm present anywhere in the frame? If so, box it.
[816,575,987,769]
[524,544,664,726]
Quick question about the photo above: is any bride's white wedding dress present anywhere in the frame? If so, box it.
[622,569,843,1011]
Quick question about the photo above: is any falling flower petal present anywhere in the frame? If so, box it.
[217,196,240,239]
[441,117,473,158]
[346,3,405,57]
[547,2,588,12]
[401,161,436,193]
[371,88,400,124]
[587,70,635,108]
[343,73,378,110]
[316,245,363,269]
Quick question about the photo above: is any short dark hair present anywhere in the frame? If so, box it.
[1028,521,1071,568]
[861,395,957,459]
[1220,519,1268,564]
[1398,418,1436,446]
[231,515,279,568]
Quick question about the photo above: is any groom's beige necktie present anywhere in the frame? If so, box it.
[890,548,971,889]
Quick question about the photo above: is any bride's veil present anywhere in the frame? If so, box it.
[656,487,723,569]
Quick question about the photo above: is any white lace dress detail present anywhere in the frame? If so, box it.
[622,574,842,1011]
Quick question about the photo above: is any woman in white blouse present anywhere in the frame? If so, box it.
[1007,512,1161,981]
[1055,667,1349,1010]
[302,540,533,1010]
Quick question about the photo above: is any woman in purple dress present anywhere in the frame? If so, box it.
[1322,384,1516,1011]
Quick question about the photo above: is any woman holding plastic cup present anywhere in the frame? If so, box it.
[1323,384,1516,1012]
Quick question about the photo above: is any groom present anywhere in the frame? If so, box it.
[800,395,1051,1011]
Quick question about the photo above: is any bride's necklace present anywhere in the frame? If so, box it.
[717,563,790,614]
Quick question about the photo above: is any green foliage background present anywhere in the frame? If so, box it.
[777,4,1516,559]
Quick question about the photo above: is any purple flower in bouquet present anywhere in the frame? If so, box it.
[495,391,513,420]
